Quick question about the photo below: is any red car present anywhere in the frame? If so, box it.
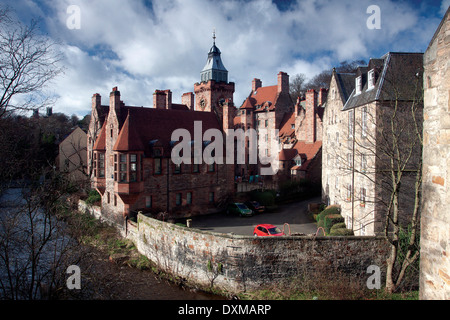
[253,224,285,237]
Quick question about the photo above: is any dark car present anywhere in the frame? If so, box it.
[226,203,253,217]
[245,201,265,214]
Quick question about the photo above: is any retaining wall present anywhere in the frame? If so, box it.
[79,200,390,294]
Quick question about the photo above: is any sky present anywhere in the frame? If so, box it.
[2,0,449,117]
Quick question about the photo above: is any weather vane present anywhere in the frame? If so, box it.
[213,28,216,45]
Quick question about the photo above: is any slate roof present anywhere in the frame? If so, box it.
[343,52,423,111]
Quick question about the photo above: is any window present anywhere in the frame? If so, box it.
[187,192,192,205]
[208,164,215,172]
[209,192,214,203]
[154,158,162,175]
[265,119,268,127]
[174,164,181,174]
[335,176,339,189]
[176,193,182,206]
[360,188,366,206]
[193,163,200,173]
[361,106,367,137]
[145,196,152,208]
[367,70,375,90]
[348,110,354,138]
[291,124,295,130]
[130,154,137,182]
[98,153,105,178]
[119,154,127,182]
[347,184,352,201]
[114,195,117,206]
[347,153,353,169]
[355,76,362,95]
[361,154,367,173]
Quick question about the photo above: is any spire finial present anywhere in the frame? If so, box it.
[212,28,216,45]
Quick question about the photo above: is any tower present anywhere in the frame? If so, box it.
[194,31,234,123]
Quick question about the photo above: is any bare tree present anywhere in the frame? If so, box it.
[330,69,423,293]
[0,6,63,118]
[290,73,307,101]
[0,169,80,299]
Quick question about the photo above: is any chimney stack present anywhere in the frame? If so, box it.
[318,88,328,106]
[277,71,289,94]
[110,86,121,117]
[252,78,262,92]
[305,89,317,144]
[182,92,195,111]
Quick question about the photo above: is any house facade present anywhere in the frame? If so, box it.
[420,7,450,300]
[234,72,324,186]
[87,38,236,225]
[58,126,88,185]
[322,52,424,236]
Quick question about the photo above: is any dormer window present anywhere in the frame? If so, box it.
[367,70,375,90]
[355,76,362,95]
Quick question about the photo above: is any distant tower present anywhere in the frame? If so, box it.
[194,30,234,121]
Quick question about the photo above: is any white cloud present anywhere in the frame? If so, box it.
[2,0,442,116]
[441,0,450,15]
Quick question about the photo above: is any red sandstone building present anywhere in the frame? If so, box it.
[234,73,324,186]
[87,37,236,225]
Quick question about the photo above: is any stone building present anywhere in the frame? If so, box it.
[58,126,88,185]
[87,37,236,225]
[234,72,324,185]
[420,7,450,300]
[322,52,424,236]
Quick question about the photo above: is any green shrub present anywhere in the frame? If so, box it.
[86,189,101,205]
[316,206,340,223]
[329,228,354,236]
[324,214,345,234]
[330,222,347,232]
[249,190,275,206]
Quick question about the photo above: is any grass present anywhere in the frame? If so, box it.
[239,264,419,301]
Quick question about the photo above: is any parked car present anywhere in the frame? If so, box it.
[245,201,265,213]
[253,224,285,237]
[226,203,253,217]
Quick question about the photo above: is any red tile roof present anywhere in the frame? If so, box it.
[93,120,107,151]
[113,111,145,152]
[113,106,221,156]
[279,148,298,161]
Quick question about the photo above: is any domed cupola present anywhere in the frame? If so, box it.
[200,31,228,83]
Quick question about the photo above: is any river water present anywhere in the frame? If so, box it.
[0,188,224,300]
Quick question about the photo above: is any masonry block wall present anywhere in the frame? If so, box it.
[126,213,390,294]
[420,8,450,300]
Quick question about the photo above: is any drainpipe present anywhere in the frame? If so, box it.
[351,108,356,231]
[166,158,170,213]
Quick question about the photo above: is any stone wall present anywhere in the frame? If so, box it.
[124,212,390,294]
[420,8,450,300]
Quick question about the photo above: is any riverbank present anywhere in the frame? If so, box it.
[60,205,226,300]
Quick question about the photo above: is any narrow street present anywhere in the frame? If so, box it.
[186,197,320,236]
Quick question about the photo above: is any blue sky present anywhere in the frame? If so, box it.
[2,0,448,117]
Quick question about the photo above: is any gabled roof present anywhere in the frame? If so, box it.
[279,112,296,138]
[112,106,221,157]
[343,52,423,110]
[333,72,355,104]
[113,111,145,152]
[93,120,107,151]
[279,148,298,161]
